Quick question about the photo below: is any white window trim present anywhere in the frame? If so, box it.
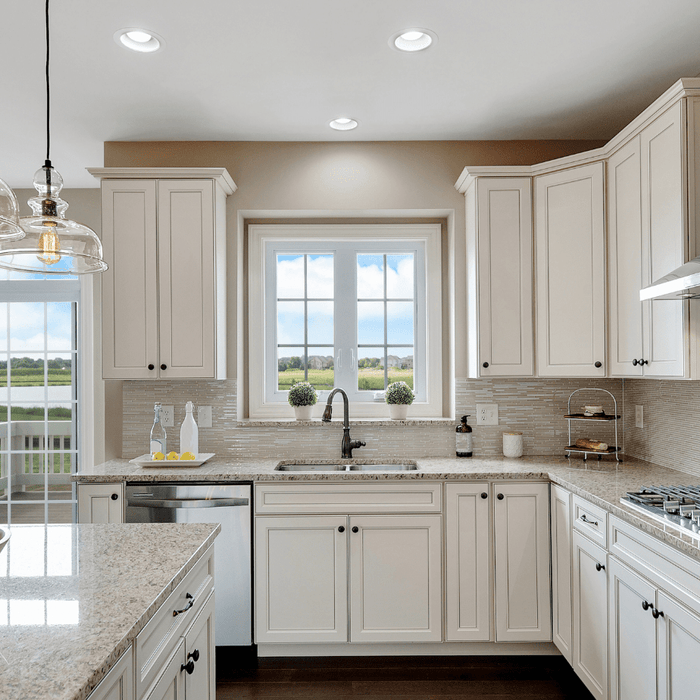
[248,224,443,419]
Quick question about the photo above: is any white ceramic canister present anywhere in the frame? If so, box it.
[503,431,524,458]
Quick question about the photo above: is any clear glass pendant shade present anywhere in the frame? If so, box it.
[0,165,108,274]
[0,176,25,241]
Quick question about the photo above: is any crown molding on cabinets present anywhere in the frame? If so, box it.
[87,167,237,195]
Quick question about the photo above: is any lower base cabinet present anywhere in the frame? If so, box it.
[89,647,134,700]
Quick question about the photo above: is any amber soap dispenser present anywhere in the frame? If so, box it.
[456,415,473,457]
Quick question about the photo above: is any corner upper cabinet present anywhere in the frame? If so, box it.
[535,162,606,377]
[608,101,688,378]
[91,168,235,380]
[460,173,534,377]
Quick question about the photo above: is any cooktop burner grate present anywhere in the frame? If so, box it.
[621,485,700,540]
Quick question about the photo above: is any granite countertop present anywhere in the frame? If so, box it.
[0,522,220,700]
[75,453,700,561]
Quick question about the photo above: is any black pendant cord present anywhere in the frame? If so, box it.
[44,0,51,170]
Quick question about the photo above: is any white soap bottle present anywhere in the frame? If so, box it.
[179,401,199,455]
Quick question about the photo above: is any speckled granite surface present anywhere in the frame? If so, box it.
[75,454,700,560]
[0,522,219,700]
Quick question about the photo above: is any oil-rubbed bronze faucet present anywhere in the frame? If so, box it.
[322,388,366,459]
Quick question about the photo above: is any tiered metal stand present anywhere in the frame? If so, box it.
[564,388,622,462]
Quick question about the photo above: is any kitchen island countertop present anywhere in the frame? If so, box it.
[0,522,219,700]
[75,453,700,562]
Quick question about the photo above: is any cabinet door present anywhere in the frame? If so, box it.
[101,180,159,379]
[641,101,687,377]
[349,514,442,642]
[608,558,656,700]
[184,592,215,700]
[88,647,133,700]
[657,590,700,700]
[493,482,551,642]
[78,483,124,523]
[445,483,491,641]
[255,515,348,643]
[572,531,608,700]
[144,640,186,700]
[535,163,606,377]
[608,137,644,377]
[476,178,534,377]
[157,180,217,379]
[551,485,573,663]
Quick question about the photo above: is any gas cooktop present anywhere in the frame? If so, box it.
[622,485,700,540]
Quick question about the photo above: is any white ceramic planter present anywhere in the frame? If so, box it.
[388,404,409,420]
[503,431,524,458]
[293,405,314,421]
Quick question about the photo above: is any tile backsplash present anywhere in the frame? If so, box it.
[122,378,624,461]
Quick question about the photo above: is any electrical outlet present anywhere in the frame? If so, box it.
[476,403,499,426]
[161,405,174,428]
[198,405,212,428]
[635,405,644,429]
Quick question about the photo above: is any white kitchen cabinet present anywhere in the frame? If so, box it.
[78,483,124,523]
[349,514,442,642]
[88,647,134,700]
[535,162,606,377]
[93,168,234,380]
[255,515,348,644]
[463,175,534,377]
[572,530,608,700]
[143,640,186,700]
[551,484,573,663]
[183,592,216,700]
[493,482,551,642]
[608,102,687,377]
[445,483,491,641]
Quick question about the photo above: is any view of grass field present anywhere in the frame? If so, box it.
[278,367,414,391]
[0,368,72,387]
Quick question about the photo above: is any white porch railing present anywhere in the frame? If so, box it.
[0,420,74,494]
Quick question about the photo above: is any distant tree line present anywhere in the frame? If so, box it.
[0,357,72,370]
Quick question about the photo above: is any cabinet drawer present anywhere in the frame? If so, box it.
[135,548,214,699]
[255,482,442,514]
[609,515,700,614]
[573,495,607,548]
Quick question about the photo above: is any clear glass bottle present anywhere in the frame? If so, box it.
[150,402,167,455]
[179,401,199,455]
[456,415,472,457]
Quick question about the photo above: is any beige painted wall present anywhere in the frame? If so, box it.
[104,139,605,380]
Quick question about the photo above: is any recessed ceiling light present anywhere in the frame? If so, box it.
[329,118,358,131]
[114,28,164,53]
[391,28,437,53]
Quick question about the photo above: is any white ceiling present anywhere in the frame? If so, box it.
[2,0,700,188]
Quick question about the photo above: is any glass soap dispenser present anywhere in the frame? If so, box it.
[150,402,166,455]
[456,415,472,457]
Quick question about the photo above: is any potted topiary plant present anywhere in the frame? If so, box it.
[385,381,414,420]
[288,381,318,420]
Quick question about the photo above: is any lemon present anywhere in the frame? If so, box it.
[152,451,165,461]
[166,451,179,461]
[180,452,196,461]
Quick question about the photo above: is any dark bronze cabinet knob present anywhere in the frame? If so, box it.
[148,364,155,370]
[652,607,664,619]
[188,649,200,662]
[181,660,195,675]
[497,493,504,500]
[160,364,167,370]
[633,359,639,366]
[111,493,118,501]
[640,359,647,366]
[482,362,489,368]
[338,526,345,533]
[594,361,602,368]
[596,562,605,572]
[642,600,650,611]
[352,526,359,533]
[481,492,488,499]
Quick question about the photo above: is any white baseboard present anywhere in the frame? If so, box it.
[257,641,561,657]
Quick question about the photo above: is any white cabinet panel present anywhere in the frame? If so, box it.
[349,515,442,643]
[255,515,348,643]
[572,531,608,700]
[445,483,491,641]
[551,485,573,663]
[78,483,124,523]
[493,482,551,642]
[535,163,606,377]
[88,647,133,700]
[184,593,216,700]
[144,640,185,700]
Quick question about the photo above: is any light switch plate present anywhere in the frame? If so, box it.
[635,405,644,429]
[198,405,213,428]
[161,405,174,428]
[476,403,499,425]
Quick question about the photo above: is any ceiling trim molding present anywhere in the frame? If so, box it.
[87,167,237,194]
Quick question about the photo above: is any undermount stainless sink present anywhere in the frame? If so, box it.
[274,462,418,472]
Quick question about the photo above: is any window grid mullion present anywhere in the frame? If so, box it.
[383,253,388,390]
[303,255,308,383]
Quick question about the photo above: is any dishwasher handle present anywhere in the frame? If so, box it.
[128,497,249,509]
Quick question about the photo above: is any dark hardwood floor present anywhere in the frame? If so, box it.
[216,655,594,699]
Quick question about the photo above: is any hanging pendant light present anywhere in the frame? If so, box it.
[0,179,24,242]
[0,0,107,275]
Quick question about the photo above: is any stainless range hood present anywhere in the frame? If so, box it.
[639,256,700,300]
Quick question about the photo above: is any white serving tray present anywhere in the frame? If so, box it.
[129,453,215,468]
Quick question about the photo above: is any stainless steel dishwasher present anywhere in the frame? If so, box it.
[125,482,252,647]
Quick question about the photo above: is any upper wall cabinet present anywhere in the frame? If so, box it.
[608,102,687,377]
[461,175,534,377]
[90,168,235,380]
[535,162,606,377]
